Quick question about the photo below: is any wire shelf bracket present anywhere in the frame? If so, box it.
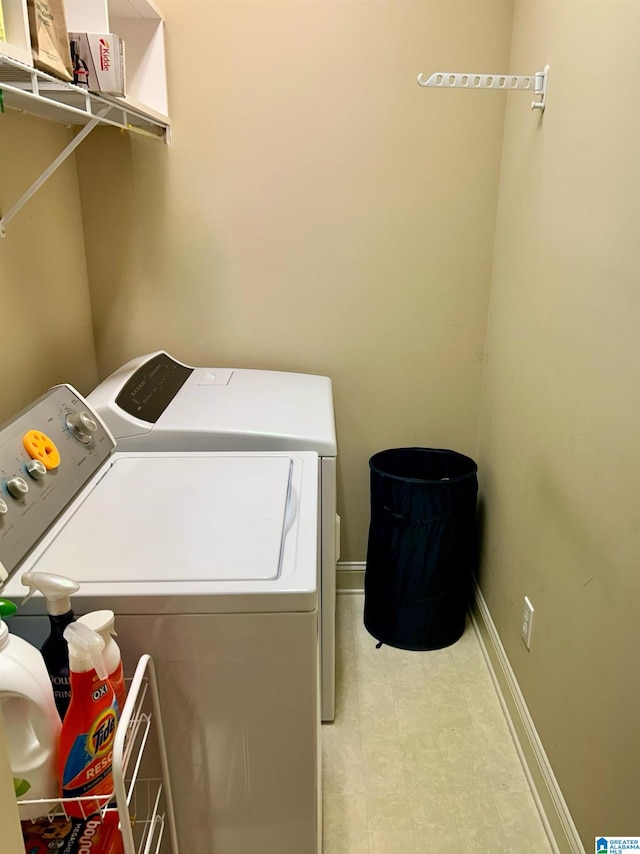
[417,65,549,112]
[0,113,105,238]
[0,52,170,237]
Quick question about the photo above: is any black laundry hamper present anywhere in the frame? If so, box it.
[364,448,478,650]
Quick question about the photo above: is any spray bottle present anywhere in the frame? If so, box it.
[22,570,80,720]
[77,610,127,715]
[0,599,61,819]
[59,623,118,817]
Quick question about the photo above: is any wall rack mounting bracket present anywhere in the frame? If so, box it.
[417,65,549,112]
[0,114,105,238]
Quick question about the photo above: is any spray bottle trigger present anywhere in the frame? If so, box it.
[20,570,79,615]
[63,623,108,681]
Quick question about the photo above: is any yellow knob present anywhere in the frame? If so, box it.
[22,430,61,470]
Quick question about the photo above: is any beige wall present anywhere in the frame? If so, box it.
[76,0,514,561]
[2,0,638,847]
[0,112,98,422]
[477,0,640,845]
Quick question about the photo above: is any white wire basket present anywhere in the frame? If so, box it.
[17,655,179,854]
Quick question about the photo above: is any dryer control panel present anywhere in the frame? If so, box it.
[0,385,115,586]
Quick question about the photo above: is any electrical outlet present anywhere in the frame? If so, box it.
[521,596,535,649]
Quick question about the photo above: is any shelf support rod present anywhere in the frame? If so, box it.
[417,65,549,111]
[0,111,107,237]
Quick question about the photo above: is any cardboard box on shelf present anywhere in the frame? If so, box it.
[27,0,73,80]
[21,810,124,854]
[69,32,125,96]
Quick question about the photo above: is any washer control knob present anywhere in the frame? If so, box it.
[0,499,7,515]
[26,459,47,480]
[6,476,29,498]
[66,411,98,444]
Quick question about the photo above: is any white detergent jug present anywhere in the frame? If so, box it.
[0,599,61,819]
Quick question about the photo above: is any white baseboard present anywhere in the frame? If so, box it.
[336,560,365,591]
[471,580,585,854]
[336,562,584,853]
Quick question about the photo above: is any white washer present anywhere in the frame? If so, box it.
[87,351,339,722]
[0,386,320,854]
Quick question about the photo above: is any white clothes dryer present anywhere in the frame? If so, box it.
[87,351,339,722]
[0,386,320,854]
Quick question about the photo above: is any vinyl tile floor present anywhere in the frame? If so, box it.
[322,593,554,854]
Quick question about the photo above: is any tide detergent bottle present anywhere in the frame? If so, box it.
[59,622,119,817]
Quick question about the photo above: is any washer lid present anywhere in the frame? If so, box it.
[45,455,294,583]
[4,451,319,615]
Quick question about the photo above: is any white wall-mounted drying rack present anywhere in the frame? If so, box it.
[417,65,549,111]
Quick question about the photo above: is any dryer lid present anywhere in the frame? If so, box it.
[87,351,337,456]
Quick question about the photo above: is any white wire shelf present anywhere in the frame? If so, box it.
[0,52,171,235]
[17,655,179,854]
[0,53,170,137]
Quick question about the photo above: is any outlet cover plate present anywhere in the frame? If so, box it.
[522,596,535,649]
